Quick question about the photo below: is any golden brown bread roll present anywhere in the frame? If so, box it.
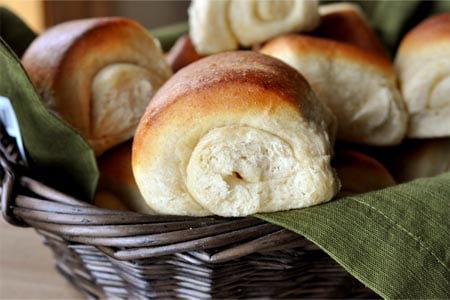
[315,2,389,59]
[188,0,320,55]
[260,34,408,146]
[333,149,396,197]
[132,51,339,217]
[394,13,450,138]
[165,34,203,72]
[96,141,153,214]
[22,17,172,156]
[94,190,130,211]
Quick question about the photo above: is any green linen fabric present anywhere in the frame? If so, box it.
[0,38,99,201]
[257,173,450,299]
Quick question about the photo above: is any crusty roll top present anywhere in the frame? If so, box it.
[261,34,407,145]
[262,34,394,72]
[22,17,172,155]
[316,2,389,59]
[133,51,339,217]
[142,50,334,129]
[396,13,450,55]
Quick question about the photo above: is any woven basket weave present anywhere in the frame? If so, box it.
[0,123,377,299]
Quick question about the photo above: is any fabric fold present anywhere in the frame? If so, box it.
[257,172,450,299]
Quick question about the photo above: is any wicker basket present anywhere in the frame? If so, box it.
[0,123,377,299]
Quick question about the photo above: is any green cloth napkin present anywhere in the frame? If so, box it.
[0,38,98,201]
[257,173,450,299]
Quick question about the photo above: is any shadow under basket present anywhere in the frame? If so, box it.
[0,125,378,299]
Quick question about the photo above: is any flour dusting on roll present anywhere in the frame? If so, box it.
[189,0,320,55]
[261,34,408,146]
[132,51,339,217]
[22,17,172,155]
[394,13,450,138]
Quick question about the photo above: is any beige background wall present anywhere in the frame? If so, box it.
[0,0,189,33]
[0,0,44,32]
[112,1,190,29]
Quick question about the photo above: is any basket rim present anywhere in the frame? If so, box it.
[0,126,306,262]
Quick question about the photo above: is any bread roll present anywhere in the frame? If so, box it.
[22,17,172,156]
[260,34,408,146]
[394,13,450,138]
[94,190,130,211]
[132,51,339,217]
[188,0,320,55]
[315,2,389,59]
[333,149,396,197]
[165,34,203,72]
[96,141,153,214]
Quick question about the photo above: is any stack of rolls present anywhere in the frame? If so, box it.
[380,13,450,183]
[20,3,449,215]
[110,6,448,214]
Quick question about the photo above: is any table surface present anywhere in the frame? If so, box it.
[0,218,82,299]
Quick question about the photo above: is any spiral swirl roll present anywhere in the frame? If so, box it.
[188,0,320,55]
[22,17,172,155]
[261,34,408,146]
[132,51,339,217]
[394,13,450,138]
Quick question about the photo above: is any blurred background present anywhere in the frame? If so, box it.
[0,0,447,52]
[0,0,190,33]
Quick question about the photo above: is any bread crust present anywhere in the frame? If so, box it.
[261,34,407,145]
[22,17,172,155]
[165,34,203,72]
[97,141,153,214]
[134,51,336,159]
[262,34,393,74]
[133,51,339,216]
[397,13,450,55]
[23,18,142,131]
[315,2,389,59]
[394,13,450,138]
